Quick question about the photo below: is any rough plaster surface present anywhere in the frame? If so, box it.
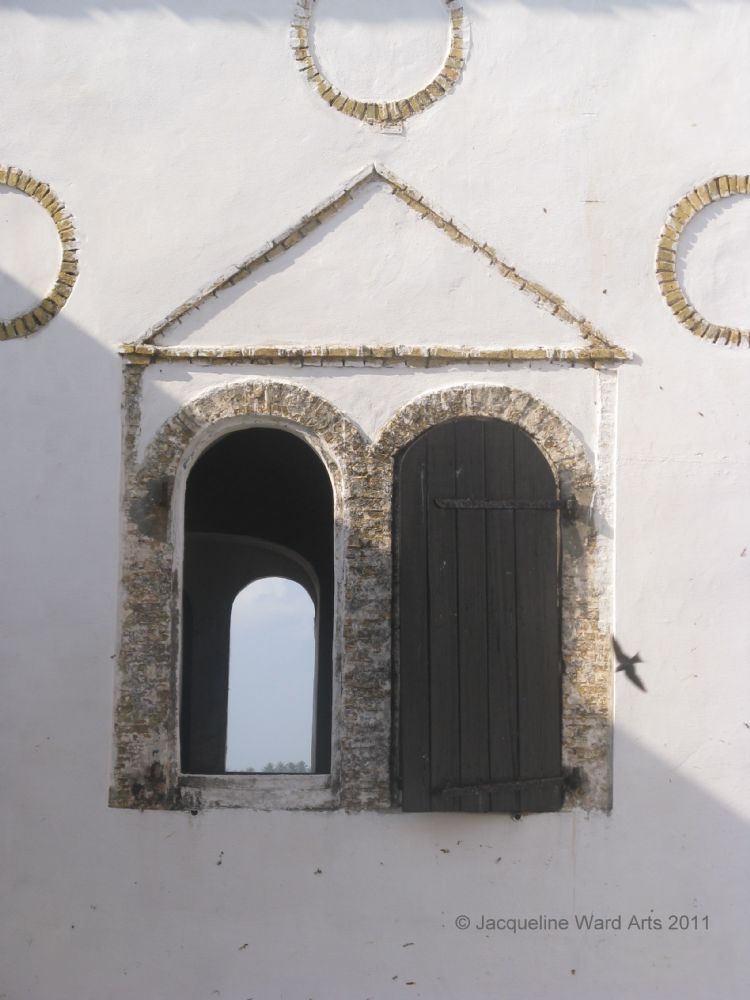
[1,1,749,997]
[311,0,450,102]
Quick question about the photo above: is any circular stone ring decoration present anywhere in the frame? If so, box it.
[657,174,750,347]
[0,165,78,341]
[290,0,469,126]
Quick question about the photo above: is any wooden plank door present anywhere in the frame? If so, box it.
[395,418,563,813]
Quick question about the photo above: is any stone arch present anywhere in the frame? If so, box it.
[374,383,593,495]
[136,379,369,528]
[112,378,375,811]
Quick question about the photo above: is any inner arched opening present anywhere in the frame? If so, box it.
[226,577,316,774]
[180,428,334,775]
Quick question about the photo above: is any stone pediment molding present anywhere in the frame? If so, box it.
[122,165,628,366]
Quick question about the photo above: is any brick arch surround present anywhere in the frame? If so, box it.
[111,377,379,811]
[112,376,612,812]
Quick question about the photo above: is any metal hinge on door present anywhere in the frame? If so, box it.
[435,497,577,518]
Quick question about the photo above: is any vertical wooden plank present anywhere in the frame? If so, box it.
[484,421,520,814]
[397,437,432,811]
[513,427,562,813]
[455,420,490,812]
[426,422,461,811]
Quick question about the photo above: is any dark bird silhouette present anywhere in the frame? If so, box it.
[613,636,647,692]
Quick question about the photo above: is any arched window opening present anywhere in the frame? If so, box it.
[226,577,316,774]
[180,428,334,776]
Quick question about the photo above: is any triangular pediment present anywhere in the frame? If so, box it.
[123,165,626,363]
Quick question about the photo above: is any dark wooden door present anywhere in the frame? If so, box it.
[395,418,563,813]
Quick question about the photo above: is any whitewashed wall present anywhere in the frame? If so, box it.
[1,2,749,998]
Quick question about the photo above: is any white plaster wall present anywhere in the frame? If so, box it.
[312,0,450,102]
[156,181,582,349]
[679,195,750,328]
[1,2,749,998]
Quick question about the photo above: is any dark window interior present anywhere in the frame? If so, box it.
[180,428,334,775]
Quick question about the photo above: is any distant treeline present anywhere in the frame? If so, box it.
[240,761,311,773]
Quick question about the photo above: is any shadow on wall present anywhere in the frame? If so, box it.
[382,721,749,1000]
[2,267,749,1000]
[580,723,748,950]
[2,0,697,23]
[0,267,123,807]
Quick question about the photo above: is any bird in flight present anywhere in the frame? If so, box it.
[612,636,647,692]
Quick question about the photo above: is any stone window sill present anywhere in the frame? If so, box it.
[178,773,338,811]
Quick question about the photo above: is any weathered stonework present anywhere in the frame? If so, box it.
[130,165,625,358]
[0,165,79,340]
[112,371,380,811]
[291,1,469,127]
[112,374,614,813]
[657,174,750,347]
[121,343,630,366]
